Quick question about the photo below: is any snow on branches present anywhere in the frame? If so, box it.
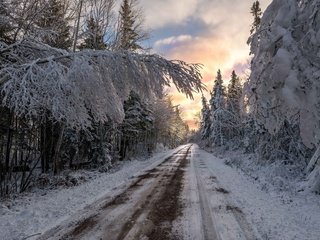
[0,39,203,129]
[248,0,320,148]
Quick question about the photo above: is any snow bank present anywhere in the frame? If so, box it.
[196,146,320,240]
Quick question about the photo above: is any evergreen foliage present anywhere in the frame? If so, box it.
[210,69,225,111]
[250,0,262,34]
[120,91,154,159]
[118,0,145,51]
[208,70,229,146]
[200,95,211,140]
[79,16,106,50]
[226,71,242,115]
[36,0,72,49]
[0,0,12,43]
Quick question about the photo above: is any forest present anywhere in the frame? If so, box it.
[0,0,319,199]
[198,0,320,193]
[0,0,203,197]
[1,0,320,239]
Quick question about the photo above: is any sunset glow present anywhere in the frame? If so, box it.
[141,0,271,129]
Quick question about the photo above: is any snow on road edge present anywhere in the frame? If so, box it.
[195,145,320,240]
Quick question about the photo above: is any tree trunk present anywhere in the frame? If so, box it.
[52,124,65,175]
[306,146,320,193]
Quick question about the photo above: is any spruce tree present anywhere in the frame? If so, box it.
[79,16,106,50]
[37,0,72,49]
[227,70,242,114]
[118,0,143,51]
[210,69,225,111]
[209,70,228,146]
[0,0,12,43]
[200,95,211,140]
[120,91,154,159]
[226,70,243,140]
[250,0,262,34]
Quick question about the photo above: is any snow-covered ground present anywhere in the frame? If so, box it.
[0,146,184,240]
[1,145,319,240]
[195,146,320,240]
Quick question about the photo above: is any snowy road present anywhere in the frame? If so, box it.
[36,144,259,240]
[28,144,320,240]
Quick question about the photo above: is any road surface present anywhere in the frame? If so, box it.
[38,144,259,240]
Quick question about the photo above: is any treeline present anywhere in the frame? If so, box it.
[0,0,200,196]
[200,69,311,161]
[200,0,320,193]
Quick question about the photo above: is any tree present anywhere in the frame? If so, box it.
[209,70,229,146]
[169,106,189,147]
[117,0,147,51]
[225,70,243,139]
[250,0,262,34]
[36,0,72,49]
[200,95,211,140]
[0,0,13,43]
[247,0,320,192]
[78,0,116,50]
[210,69,225,111]
[120,91,154,159]
[0,39,203,191]
[79,16,106,50]
[226,70,242,115]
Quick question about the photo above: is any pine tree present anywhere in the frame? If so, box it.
[225,70,243,139]
[200,95,211,140]
[0,0,12,43]
[227,70,242,115]
[250,0,262,34]
[118,0,143,51]
[120,91,154,159]
[79,16,106,50]
[210,69,225,111]
[209,70,228,146]
[37,0,72,49]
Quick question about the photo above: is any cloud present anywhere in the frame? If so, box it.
[139,0,198,28]
[140,0,272,129]
[154,35,193,48]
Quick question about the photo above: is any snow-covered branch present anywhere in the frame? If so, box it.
[0,39,204,129]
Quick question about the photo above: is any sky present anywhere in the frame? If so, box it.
[139,0,272,129]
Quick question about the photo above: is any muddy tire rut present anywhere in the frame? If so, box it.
[39,145,192,240]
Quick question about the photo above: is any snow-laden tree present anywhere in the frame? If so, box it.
[209,70,232,146]
[200,95,211,140]
[120,91,154,159]
[36,0,72,49]
[226,71,243,138]
[247,0,320,192]
[250,0,262,35]
[169,106,190,147]
[151,96,190,148]
[0,39,203,129]
[226,71,242,116]
[0,0,13,43]
[78,0,116,50]
[79,16,106,50]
